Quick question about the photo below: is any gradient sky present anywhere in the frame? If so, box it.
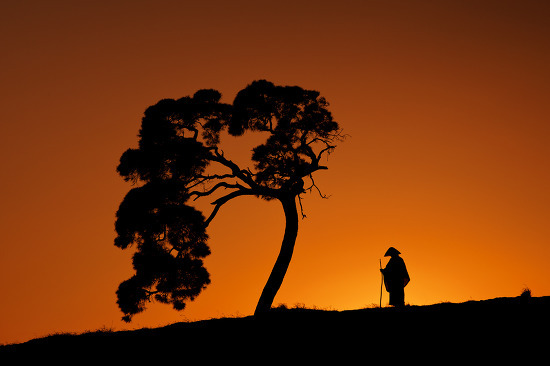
[1,0,549,345]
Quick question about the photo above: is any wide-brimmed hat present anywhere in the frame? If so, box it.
[384,247,401,257]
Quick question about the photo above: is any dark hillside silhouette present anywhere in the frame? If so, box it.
[3,295,549,362]
[114,80,344,321]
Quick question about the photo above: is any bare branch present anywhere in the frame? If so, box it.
[297,194,307,219]
[208,147,257,189]
[186,173,240,191]
[197,173,238,181]
[316,144,335,162]
[305,174,330,199]
[189,181,246,201]
[204,189,255,227]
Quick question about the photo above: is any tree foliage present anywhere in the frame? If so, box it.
[114,80,342,321]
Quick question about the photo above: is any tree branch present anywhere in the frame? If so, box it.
[204,189,255,227]
[197,173,239,181]
[297,194,307,219]
[208,147,257,189]
[316,144,335,163]
[189,181,246,201]
[305,174,330,199]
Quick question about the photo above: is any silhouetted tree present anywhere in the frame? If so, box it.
[114,80,343,321]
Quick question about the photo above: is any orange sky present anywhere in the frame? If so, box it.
[1,0,549,344]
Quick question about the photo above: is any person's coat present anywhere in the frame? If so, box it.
[383,256,410,293]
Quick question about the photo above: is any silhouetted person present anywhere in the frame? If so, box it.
[381,247,410,307]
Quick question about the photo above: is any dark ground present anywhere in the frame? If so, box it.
[2,295,549,363]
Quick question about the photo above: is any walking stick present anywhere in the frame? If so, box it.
[379,259,383,308]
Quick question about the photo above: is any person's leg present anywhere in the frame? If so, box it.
[391,288,405,307]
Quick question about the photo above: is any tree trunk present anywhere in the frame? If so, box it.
[254,196,299,315]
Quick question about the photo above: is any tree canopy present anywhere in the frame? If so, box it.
[114,80,343,321]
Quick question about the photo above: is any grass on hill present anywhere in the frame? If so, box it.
[1,292,548,362]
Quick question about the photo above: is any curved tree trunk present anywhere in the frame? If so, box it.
[254,196,299,315]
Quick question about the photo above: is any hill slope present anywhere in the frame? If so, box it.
[2,296,549,362]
